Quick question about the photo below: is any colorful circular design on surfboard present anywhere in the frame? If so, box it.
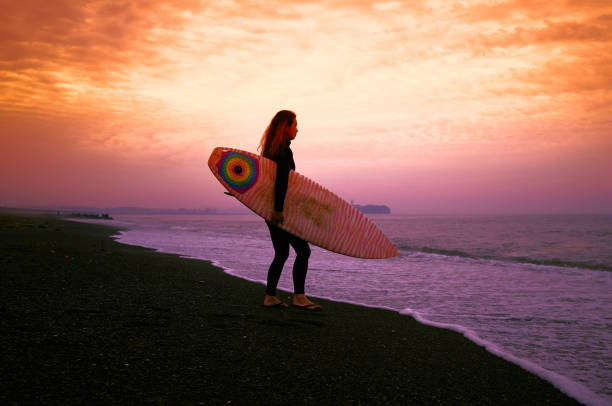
[217,151,259,193]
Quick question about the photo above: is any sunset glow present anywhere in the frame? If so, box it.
[2,0,611,213]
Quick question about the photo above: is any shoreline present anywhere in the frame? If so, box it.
[1,213,585,405]
[108,216,607,406]
[205,257,605,406]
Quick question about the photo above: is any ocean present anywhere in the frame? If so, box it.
[99,213,611,406]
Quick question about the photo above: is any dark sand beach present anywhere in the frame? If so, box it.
[1,213,582,405]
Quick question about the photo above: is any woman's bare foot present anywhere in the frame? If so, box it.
[292,294,322,310]
[263,295,288,308]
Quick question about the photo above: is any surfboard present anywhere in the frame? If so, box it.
[208,147,399,259]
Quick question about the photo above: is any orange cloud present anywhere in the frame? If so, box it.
[0,0,204,113]
[470,18,611,50]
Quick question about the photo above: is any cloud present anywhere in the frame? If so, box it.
[451,0,611,23]
[1,0,611,211]
[470,15,612,50]
[0,0,204,113]
[506,51,612,94]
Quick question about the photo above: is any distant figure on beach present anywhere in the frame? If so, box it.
[258,110,322,311]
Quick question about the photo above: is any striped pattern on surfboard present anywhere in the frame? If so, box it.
[208,147,399,259]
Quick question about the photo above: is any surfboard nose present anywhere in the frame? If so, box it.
[207,147,224,172]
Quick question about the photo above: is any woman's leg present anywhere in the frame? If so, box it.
[287,235,321,309]
[265,223,320,310]
[265,221,290,297]
[287,234,310,294]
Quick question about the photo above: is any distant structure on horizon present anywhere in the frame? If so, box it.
[352,204,391,214]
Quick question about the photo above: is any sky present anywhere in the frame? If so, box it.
[1,0,611,214]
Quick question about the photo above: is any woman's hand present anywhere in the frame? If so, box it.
[270,210,284,225]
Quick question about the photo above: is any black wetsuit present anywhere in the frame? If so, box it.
[265,142,311,296]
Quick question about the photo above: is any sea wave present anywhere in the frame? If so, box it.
[397,245,611,272]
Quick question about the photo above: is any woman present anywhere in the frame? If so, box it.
[259,110,322,311]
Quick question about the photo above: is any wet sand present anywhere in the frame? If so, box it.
[0,213,582,405]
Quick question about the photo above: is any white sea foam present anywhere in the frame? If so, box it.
[399,307,608,406]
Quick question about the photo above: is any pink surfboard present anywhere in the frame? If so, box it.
[208,147,399,259]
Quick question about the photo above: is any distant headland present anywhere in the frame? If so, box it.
[352,204,391,214]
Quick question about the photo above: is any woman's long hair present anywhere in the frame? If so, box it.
[258,110,296,159]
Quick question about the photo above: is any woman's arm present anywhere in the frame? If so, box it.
[273,151,291,213]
